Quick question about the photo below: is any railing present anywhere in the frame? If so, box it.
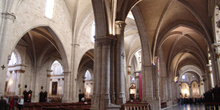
[22,102,91,110]
[124,102,150,110]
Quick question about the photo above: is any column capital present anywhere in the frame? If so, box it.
[115,21,126,29]
[142,64,154,67]
[47,74,51,77]
[1,12,16,21]
[95,36,116,47]
[213,42,220,47]
[216,53,220,58]
[63,71,71,74]
[18,70,25,73]
[115,21,126,34]
[213,43,220,58]
[46,69,53,72]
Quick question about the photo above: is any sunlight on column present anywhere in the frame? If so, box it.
[210,73,215,88]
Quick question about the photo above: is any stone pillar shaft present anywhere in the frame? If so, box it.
[115,21,126,105]
[153,59,159,99]
[101,42,111,108]
[0,3,16,96]
[92,37,113,110]
[135,75,139,99]
[110,38,116,104]
[161,77,168,101]
[189,85,193,98]
[212,43,220,86]
[63,72,70,102]
[198,85,201,97]
[179,84,181,98]
[17,71,25,96]
[142,65,154,102]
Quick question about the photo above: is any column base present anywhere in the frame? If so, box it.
[148,100,161,110]
[116,97,126,105]
[91,103,121,110]
[106,104,121,110]
[116,93,126,105]
[166,100,173,106]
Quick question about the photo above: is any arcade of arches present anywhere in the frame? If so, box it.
[1,0,220,110]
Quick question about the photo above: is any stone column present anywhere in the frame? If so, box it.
[0,1,16,96]
[135,73,139,100]
[92,37,120,110]
[174,82,178,102]
[189,85,193,98]
[17,70,25,96]
[15,70,19,96]
[201,82,205,96]
[91,38,102,110]
[179,83,182,98]
[198,84,201,97]
[63,71,70,102]
[46,70,52,94]
[167,74,175,106]
[164,78,169,101]
[100,38,111,109]
[153,58,159,100]
[212,43,220,86]
[110,37,117,104]
[142,65,160,110]
[57,79,60,95]
[115,21,126,105]
[176,83,180,99]
[142,65,154,102]
[171,81,176,101]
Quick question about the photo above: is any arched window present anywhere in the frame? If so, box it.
[84,70,93,98]
[181,83,189,98]
[91,21,95,43]
[85,70,92,80]
[45,0,55,19]
[134,49,142,71]
[51,61,63,75]
[8,52,17,66]
[182,75,186,80]
[127,11,135,20]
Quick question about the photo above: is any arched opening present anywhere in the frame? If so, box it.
[5,51,22,96]
[191,81,199,98]
[179,71,203,99]
[181,83,189,98]
[48,60,64,97]
[84,70,93,101]
[4,26,69,102]
[127,49,142,101]
[77,50,94,102]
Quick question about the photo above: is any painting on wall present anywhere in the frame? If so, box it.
[52,82,57,95]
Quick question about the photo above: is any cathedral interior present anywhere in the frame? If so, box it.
[0,0,220,110]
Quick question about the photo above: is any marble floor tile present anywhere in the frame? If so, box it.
[162,104,206,110]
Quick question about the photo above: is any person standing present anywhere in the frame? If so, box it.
[10,97,15,110]
[17,96,24,110]
[0,96,7,110]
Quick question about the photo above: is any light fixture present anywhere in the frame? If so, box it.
[9,79,13,86]
[174,76,178,83]
[127,65,131,75]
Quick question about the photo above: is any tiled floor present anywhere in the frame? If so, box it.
[162,104,206,110]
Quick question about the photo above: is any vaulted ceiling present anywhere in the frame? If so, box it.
[64,0,213,77]
[17,27,61,66]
